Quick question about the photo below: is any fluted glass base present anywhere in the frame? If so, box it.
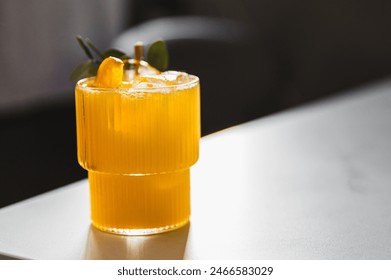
[88,169,190,235]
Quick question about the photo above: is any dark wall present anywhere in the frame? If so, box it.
[132,0,391,104]
[0,100,86,207]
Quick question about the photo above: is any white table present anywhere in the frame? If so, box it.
[1,79,391,260]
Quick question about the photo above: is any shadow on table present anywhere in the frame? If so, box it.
[83,223,190,260]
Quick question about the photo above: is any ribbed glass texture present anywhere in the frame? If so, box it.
[75,76,200,234]
[75,78,200,174]
[89,169,190,234]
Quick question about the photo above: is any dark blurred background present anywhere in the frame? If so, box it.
[1,0,391,207]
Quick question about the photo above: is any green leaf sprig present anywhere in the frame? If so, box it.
[146,40,169,73]
[70,36,169,81]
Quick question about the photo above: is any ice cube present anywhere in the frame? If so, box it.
[132,75,170,90]
[123,59,160,81]
[160,71,191,84]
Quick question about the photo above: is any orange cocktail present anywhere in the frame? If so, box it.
[75,59,200,235]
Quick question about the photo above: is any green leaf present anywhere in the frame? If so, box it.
[85,38,103,59]
[69,60,98,81]
[147,40,169,71]
[76,35,93,60]
[121,54,131,60]
[102,48,127,59]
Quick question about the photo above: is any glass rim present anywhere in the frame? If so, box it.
[76,74,199,93]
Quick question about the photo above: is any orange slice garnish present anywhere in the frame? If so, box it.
[94,56,124,88]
